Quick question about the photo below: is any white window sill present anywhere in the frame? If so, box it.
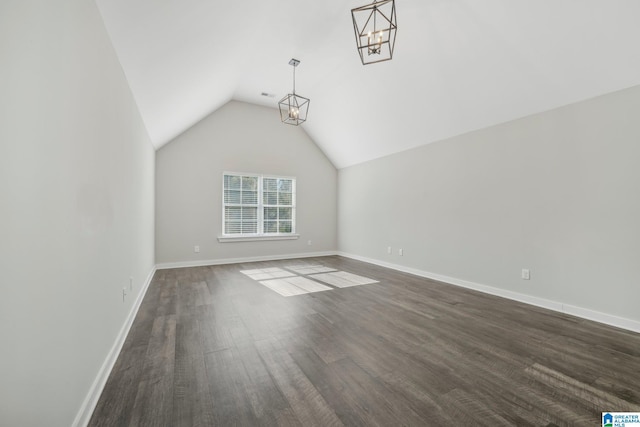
[217,234,300,243]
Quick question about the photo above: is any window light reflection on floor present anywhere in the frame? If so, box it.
[239,265,379,297]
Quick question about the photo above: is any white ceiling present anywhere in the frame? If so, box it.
[96,0,640,168]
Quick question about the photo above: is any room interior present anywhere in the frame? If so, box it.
[1,1,639,426]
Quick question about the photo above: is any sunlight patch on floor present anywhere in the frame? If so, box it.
[284,265,337,275]
[240,267,297,281]
[259,276,333,296]
[308,271,379,288]
[240,265,379,296]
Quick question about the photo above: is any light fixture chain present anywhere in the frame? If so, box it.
[373,3,377,31]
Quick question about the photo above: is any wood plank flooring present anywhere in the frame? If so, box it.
[89,256,640,426]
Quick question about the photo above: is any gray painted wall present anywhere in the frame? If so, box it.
[338,85,640,324]
[155,101,337,264]
[0,1,155,426]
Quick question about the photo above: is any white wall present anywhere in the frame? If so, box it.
[155,101,337,265]
[0,1,155,426]
[338,85,640,327]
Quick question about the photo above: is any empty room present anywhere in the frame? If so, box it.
[2,1,640,426]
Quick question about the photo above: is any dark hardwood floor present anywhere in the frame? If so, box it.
[89,256,640,426]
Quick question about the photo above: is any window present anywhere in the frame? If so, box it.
[222,173,296,238]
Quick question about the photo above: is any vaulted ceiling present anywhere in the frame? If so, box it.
[96,0,640,168]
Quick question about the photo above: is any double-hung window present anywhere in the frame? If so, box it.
[222,173,296,238]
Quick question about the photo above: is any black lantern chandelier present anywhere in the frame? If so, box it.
[278,59,310,126]
[351,0,397,65]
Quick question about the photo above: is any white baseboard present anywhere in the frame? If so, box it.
[156,251,338,270]
[338,252,640,334]
[562,304,640,334]
[73,266,157,427]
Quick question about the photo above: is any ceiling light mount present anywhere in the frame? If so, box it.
[351,0,397,65]
[278,58,310,126]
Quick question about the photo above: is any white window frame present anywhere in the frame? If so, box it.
[218,172,299,243]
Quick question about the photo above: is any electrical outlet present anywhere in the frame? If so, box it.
[307,240,312,246]
[387,246,392,254]
[522,269,530,280]
[194,245,200,253]
[129,276,133,291]
[399,248,404,256]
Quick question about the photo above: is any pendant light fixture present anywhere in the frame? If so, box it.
[278,59,310,126]
[351,0,397,65]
